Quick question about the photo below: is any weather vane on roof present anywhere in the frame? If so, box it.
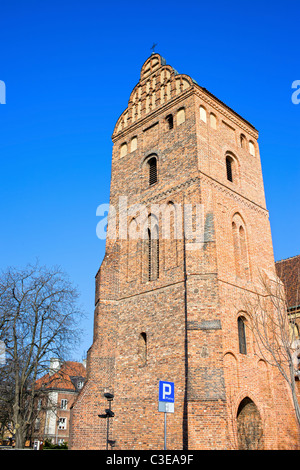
[151,43,158,53]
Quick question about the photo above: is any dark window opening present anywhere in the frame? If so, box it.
[166,114,173,130]
[238,316,247,355]
[139,332,147,366]
[240,134,246,149]
[226,156,233,182]
[148,157,157,186]
[148,228,151,281]
[147,226,159,281]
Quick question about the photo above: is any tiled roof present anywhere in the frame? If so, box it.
[35,361,86,392]
[275,255,300,310]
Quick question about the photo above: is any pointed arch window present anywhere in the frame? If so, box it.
[120,142,127,158]
[232,221,241,277]
[147,228,152,281]
[145,218,159,281]
[177,108,185,125]
[138,332,147,366]
[166,114,173,130]
[210,113,217,129]
[232,214,250,280]
[225,152,239,185]
[238,316,247,355]
[226,156,233,182]
[237,397,263,449]
[240,134,246,149]
[163,201,179,270]
[249,141,255,156]
[127,218,138,281]
[148,157,157,186]
[130,136,137,152]
[200,105,207,122]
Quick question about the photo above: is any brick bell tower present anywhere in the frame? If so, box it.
[70,53,299,450]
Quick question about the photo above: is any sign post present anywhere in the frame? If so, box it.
[158,381,174,450]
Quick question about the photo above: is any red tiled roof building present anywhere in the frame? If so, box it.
[33,359,86,447]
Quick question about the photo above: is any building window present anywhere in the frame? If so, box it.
[130,136,137,152]
[232,221,240,276]
[58,418,67,430]
[240,134,246,149]
[148,157,157,186]
[166,114,173,130]
[147,228,152,280]
[226,156,233,182]
[138,332,147,366]
[177,108,185,125]
[77,381,84,390]
[200,105,207,123]
[120,142,127,158]
[249,141,255,156]
[232,214,250,280]
[61,399,68,410]
[210,113,217,129]
[146,219,159,281]
[238,316,247,354]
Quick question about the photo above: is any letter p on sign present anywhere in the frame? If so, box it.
[163,383,171,400]
[159,380,174,403]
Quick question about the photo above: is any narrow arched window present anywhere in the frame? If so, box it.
[127,218,138,281]
[232,221,241,277]
[166,114,173,130]
[177,108,185,125]
[156,235,159,279]
[148,157,157,186]
[138,332,147,366]
[200,105,207,122]
[147,228,151,281]
[240,134,246,149]
[232,214,250,280]
[146,222,159,281]
[238,316,247,355]
[120,142,127,158]
[130,136,137,152]
[163,202,178,269]
[239,226,248,276]
[210,113,217,129]
[249,141,255,156]
[226,156,233,182]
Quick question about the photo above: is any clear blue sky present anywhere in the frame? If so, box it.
[0,0,299,359]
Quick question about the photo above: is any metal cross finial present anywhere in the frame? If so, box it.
[151,43,158,53]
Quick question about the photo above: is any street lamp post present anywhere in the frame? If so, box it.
[98,392,114,450]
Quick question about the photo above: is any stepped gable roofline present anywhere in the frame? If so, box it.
[112,53,257,139]
[140,53,168,80]
[113,53,193,138]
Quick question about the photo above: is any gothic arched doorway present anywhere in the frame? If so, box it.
[236,397,264,450]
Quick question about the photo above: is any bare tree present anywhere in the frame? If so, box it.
[243,270,300,428]
[0,261,85,448]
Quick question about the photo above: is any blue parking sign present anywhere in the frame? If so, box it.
[159,381,174,403]
[158,381,175,449]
